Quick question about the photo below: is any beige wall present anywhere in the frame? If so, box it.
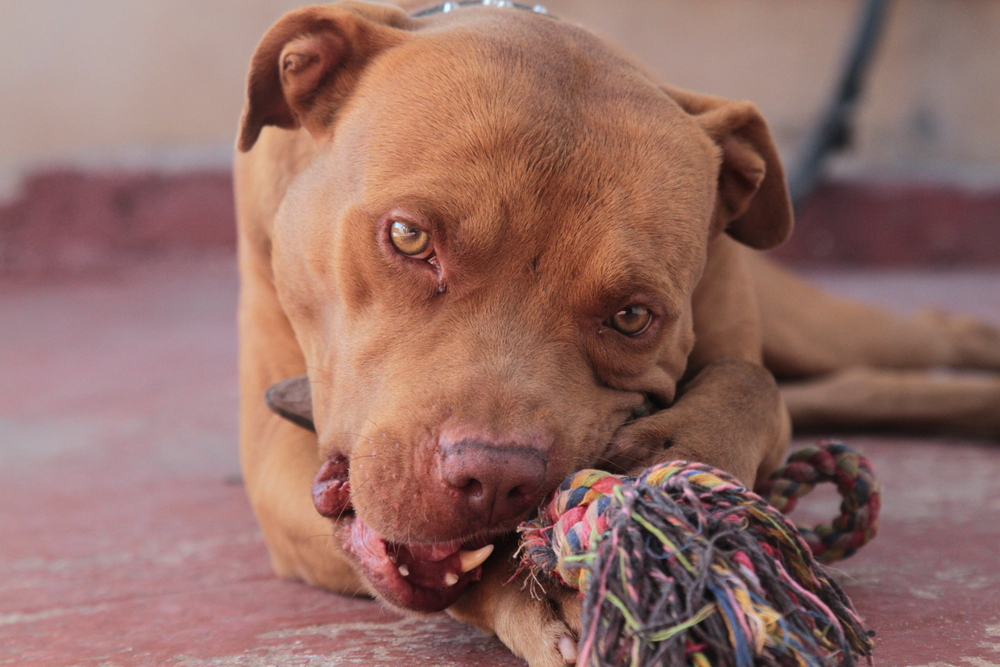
[0,0,305,198]
[2,0,998,200]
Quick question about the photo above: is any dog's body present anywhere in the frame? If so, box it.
[234,3,1000,664]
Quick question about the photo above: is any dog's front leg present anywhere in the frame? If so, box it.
[447,537,582,667]
[610,236,790,488]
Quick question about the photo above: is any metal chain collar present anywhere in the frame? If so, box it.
[412,0,553,19]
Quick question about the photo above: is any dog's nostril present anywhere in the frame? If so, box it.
[463,479,484,497]
[508,485,530,499]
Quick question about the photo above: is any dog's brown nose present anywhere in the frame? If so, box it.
[438,440,547,525]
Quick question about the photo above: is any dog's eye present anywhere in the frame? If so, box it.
[609,305,651,336]
[389,220,432,257]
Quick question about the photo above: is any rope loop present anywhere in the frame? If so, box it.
[759,440,881,563]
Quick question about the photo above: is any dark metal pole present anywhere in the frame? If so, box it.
[788,0,891,210]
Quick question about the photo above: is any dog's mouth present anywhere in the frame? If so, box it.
[347,518,495,612]
[313,454,496,611]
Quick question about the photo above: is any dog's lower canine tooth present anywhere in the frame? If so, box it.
[444,572,459,587]
[458,544,495,573]
[398,564,409,577]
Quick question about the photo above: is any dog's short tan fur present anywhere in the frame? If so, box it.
[234,3,1000,664]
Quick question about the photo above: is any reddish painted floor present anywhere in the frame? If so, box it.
[1,256,998,667]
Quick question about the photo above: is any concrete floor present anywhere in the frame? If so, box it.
[1,255,998,667]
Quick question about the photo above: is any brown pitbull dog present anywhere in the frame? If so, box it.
[234,2,1000,664]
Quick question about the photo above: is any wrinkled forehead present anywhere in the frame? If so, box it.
[338,13,715,185]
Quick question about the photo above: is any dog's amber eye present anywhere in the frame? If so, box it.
[609,305,651,336]
[389,220,431,257]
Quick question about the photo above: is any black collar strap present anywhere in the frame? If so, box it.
[412,0,554,19]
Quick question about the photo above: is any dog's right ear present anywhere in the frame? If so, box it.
[238,3,411,152]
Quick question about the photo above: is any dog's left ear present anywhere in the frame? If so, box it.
[664,86,793,250]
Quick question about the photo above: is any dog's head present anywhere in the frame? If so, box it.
[239,1,791,611]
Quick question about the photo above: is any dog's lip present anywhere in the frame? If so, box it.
[347,517,490,612]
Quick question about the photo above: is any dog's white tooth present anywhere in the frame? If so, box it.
[458,544,495,573]
[444,572,460,587]
[388,553,397,564]
[398,564,409,577]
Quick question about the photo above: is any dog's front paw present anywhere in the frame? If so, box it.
[447,540,582,666]
[606,360,788,486]
[492,582,582,667]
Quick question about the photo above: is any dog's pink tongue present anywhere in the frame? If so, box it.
[347,519,479,612]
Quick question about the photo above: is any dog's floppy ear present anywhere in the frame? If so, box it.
[238,3,410,152]
[664,86,793,250]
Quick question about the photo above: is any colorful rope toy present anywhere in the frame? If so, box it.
[518,441,880,667]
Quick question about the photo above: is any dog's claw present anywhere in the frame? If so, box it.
[558,636,578,664]
[458,544,494,573]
